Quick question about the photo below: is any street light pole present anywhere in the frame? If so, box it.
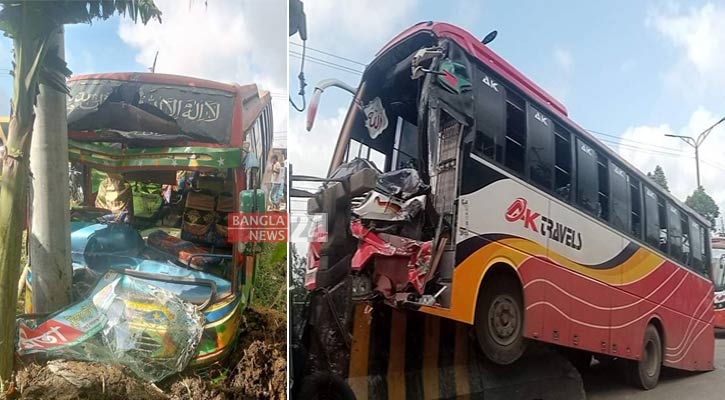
[665,116,725,188]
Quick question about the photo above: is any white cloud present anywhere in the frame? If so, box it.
[554,48,572,73]
[617,107,725,218]
[647,2,725,98]
[539,47,573,103]
[117,0,287,146]
[288,107,347,178]
[301,0,417,55]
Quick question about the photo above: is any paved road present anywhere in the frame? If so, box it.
[585,334,725,399]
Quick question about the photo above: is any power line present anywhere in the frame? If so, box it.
[589,129,725,171]
[587,129,687,153]
[290,42,367,67]
[289,51,363,76]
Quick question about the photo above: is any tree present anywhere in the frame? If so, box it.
[289,243,308,303]
[647,165,670,192]
[0,0,161,388]
[686,186,720,228]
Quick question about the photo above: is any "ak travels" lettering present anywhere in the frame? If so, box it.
[505,197,583,251]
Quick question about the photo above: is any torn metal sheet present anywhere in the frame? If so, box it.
[17,271,205,382]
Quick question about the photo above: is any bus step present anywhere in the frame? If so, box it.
[395,286,448,309]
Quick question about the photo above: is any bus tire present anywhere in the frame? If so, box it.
[296,371,356,400]
[627,324,662,390]
[474,273,526,365]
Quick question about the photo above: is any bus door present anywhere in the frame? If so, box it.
[426,101,467,309]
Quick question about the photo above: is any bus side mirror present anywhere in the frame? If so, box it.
[306,79,357,131]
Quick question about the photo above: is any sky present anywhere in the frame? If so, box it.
[0,0,288,148]
[287,0,725,226]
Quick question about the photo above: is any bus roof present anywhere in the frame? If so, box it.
[374,22,710,227]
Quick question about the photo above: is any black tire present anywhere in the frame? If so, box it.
[296,372,356,400]
[474,274,526,365]
[627,324,662,390]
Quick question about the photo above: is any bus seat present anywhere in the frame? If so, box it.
[181,191,217,245]
[147,229,228,270]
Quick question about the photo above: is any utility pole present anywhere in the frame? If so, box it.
[666,116,725,188]
[29,27,72,313]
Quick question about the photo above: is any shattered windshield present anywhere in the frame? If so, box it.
[67,78,236,145]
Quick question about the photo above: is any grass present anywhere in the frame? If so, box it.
[251,242,287,314]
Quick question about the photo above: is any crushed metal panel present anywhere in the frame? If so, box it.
[16,271,205,382]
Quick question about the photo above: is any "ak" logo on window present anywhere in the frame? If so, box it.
[482,75,500,92]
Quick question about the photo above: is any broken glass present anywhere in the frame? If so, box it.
[16,271,205,382]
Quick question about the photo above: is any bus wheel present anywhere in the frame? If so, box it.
[474,274,525,365]
[627,324,662,390]
[296,372,356,400]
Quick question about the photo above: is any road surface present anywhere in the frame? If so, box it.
[585,334,725,399]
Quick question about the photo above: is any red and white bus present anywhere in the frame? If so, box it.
[304,22,715,390]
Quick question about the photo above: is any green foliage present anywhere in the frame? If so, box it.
[0,0,162,387]
[289,243,308,304]
[251,241,287,313]
[647,165,670,192]
[686,186,720,228]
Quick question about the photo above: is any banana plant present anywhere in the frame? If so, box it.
[0,0,161,389]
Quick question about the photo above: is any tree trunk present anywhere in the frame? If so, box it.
[0,117,33,389]
[30,27,72,314]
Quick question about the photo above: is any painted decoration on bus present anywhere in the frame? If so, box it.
[67,78,235,144]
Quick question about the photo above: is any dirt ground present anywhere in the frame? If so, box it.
[9,307,286,400]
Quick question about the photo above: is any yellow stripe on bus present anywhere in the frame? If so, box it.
[419,238,665,324]
[348,304,371,399]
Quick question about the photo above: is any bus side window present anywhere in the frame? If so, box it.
[554,125,572,202]
[597,154,609,221]
[609,164,630,232]
[689,219,702,271]
[473,66,505,163]
[667,204,682,262]
[700,225,710,277]
[630,178,642,238]
[689,222,709,276]
[504,91,526,176]
[681,214,690,266]
[575,138,599,216]
[644,186,660,248]
[657,195,668,254]
[526,104,553,191]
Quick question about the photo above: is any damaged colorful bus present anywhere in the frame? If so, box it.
[299,22,715,394]
[22,72,274,377]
